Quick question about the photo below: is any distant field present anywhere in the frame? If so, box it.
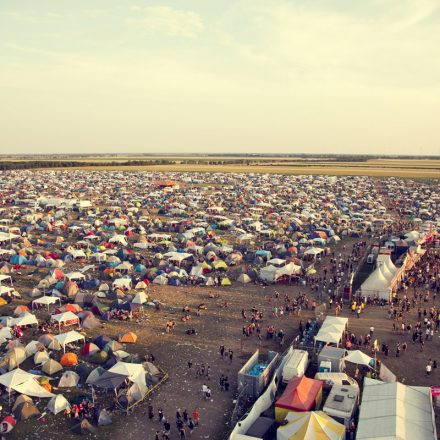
[1,155,438,178]
[59,163,440,178]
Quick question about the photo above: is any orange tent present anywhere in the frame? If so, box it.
[66,304,83,313]
[60,352,78,367]
[275,376,323,421]
[118,332,138,344]
[14,305,30,316]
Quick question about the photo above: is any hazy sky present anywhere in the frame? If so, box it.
[1,0,439,155]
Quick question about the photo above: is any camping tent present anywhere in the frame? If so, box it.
[47,394,71,415]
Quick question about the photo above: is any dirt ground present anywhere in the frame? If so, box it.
[4,236,438,440]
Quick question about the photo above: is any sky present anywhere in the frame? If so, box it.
[1,0,439,156]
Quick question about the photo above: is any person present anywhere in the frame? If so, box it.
[426,362,432,375]
[192,408,199,426]
[179,426,186,439]
[187,417,195,434]
[163,420,171,440]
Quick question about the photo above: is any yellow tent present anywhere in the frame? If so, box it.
[213,260,227,270]
[221,277,232,286]
[277,411,345,440]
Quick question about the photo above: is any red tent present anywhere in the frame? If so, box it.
[275,376,323,414]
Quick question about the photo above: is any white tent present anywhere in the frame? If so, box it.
[32,295,61,311]
[304,247,324,256]
[108,362,146,386]
[132,291,147,305]
[14,313,38,327]
[112,278,132,289]
[153,275,168,285]
[356,378,437,440]
[0,368,54,399]
[237,273,251,284]
[55,330,85,353]
[315,316,347,347]
[259,265,278,282]
[51,311,80,329]
[14,379,55,398]
[47,394,71,414]
[360,265,392,300]
[65,271,86,281]
[344,350,373,367]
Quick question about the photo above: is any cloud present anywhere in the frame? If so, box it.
[128,5,204,38]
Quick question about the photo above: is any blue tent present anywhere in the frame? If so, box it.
[10,255,27,265]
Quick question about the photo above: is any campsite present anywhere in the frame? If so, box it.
[0,169,438,439]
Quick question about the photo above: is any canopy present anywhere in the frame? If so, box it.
[344,350,374,367]
[32,296,61,310]
[51,311,79,328]
[55,330,85,352]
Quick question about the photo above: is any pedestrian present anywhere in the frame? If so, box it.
[155,430,160,440]
[179,426,186,439]
[187,417,195,434]
[229,349,233,364]
[183,409,188,422]
[426,363,432,375]
[158,408,164,423]
[163,420,171,440]
[192,408,199,426]
[148,404,154,420]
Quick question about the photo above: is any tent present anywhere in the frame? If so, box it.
[360,265,392,301]
[55,330,85,352]
[13,401,40,421]
[12,394,32,412]
[344,350,374,368]
[42,359,63,375]
[132,291,147,304]
[237,273,251,284]
[82,342,100,356]
[72,419,96,435]
[58,370,80,388]
[60,352,79,367]
[118,331,138,343]
[25,340,44,357]
[108,362,146,386]
[92,371,127,389]
[47,394,71,415]
[51,311,80,329]
[34,350,50,365]
[356,378,436,440]
[275,376,323,422]
[86,366,106,384]
[32,295,61,311]
[1,347,26,371]
[277,411,345,440]
[97,408,112,426]
[13,313,38,327]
